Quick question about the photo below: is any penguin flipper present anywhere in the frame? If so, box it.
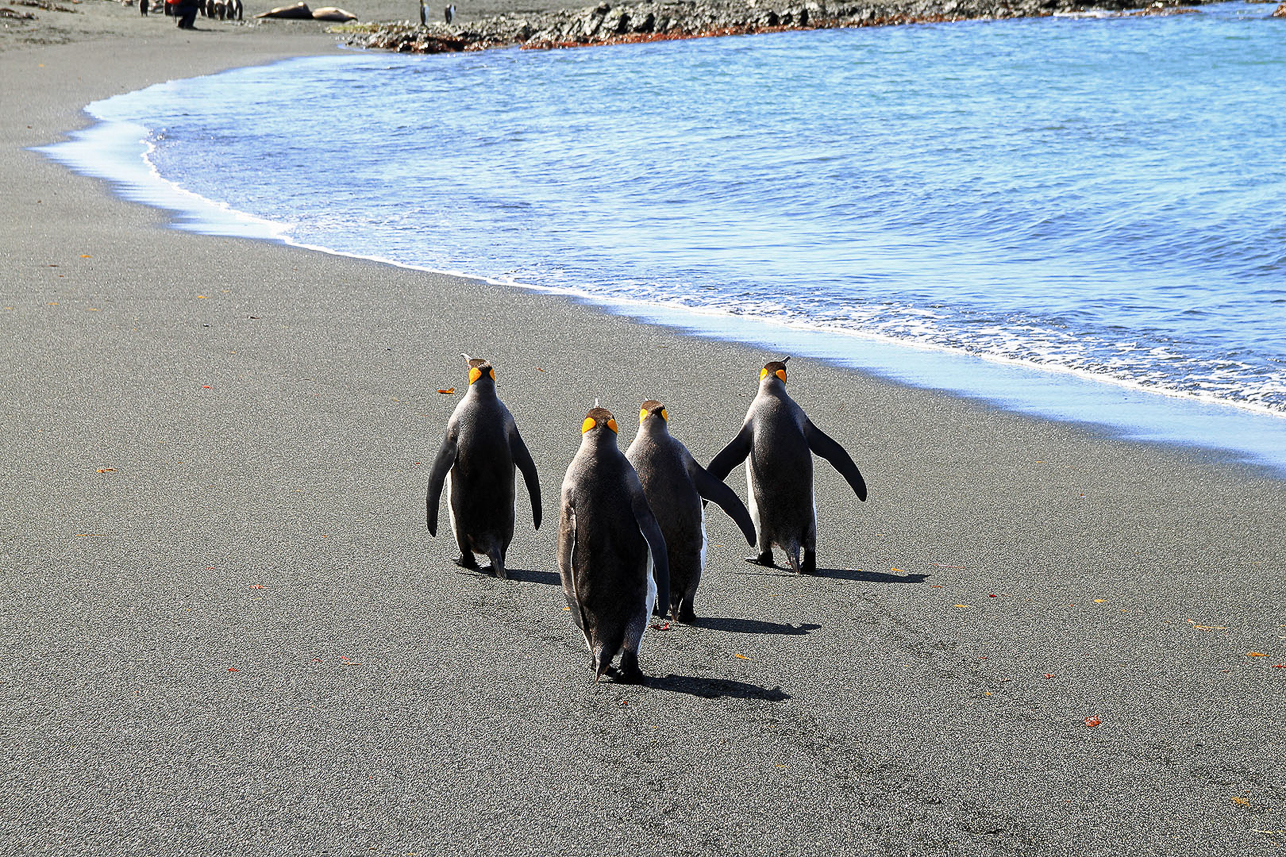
[425,431,458,536]
[804,420,867,502]
[628,475,670,616]
[691,462,757,547]
[557,503,586,630]
[509,427,542,530]
[706,422,753,482]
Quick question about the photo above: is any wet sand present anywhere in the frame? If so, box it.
[2,8,1285,855]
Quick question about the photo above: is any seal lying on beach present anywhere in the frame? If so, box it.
[425,356,541,579]
[707,358,867,574]
[626,400,756,623]
[254,1,312,18]
[312,6,357,20]
[558,405,669,683]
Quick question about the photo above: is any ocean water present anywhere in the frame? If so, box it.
[43,5,1286,471]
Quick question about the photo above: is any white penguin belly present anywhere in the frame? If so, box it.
[644,540,657,620]
[637,529,658,656]
[699,502,707,573]
[746,465,761,534]
[446,470,459,542]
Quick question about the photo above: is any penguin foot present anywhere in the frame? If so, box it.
[800,550,816,575]
[615,652,644,684]
[745,552,777,569]
[488,563,508,580]
[676,602,697,625]
[454,553,479,570]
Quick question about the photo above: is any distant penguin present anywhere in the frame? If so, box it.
[707,358,867,574]
[626,400,756,623]
[558,405,670,683]
[426,355,541,579]
[444,3,454,23]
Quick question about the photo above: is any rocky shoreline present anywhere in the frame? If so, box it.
[335,0,1213,53]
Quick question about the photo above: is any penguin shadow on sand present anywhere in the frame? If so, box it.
[646,673,791,702]
[446,564,562,586]
[814,566,929,584]
[495,567,562,586]
[736,562,929,585]
[690,614,821,636]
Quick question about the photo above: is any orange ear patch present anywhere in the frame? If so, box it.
[469,367,482,384]
[775,369,787,382]
[760,367,769,379]
[606,418,619,433]
[488,368,496,380]
[582,417,596,434]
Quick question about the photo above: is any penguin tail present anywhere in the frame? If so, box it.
[593,647,613,681]
[486,545,507,580]
[784,540,802,575]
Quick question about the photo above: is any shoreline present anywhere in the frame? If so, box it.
[4,14,1286,857]
[43,45,1286,476]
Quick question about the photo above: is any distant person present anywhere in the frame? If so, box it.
[176,0,199,27]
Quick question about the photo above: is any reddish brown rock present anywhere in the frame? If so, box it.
[337,0,1220,54]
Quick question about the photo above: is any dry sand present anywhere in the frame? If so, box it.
[2,6,1285,855]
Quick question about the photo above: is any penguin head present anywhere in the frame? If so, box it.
[463,355,496,387]
[760,357,789,385]
[638,399,669,432]
[581,406,619,442]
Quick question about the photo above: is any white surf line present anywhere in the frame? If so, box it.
[39,111,1286,475]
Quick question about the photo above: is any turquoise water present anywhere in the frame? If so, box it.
[44,5,1286,471]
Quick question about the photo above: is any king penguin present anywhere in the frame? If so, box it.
[426,356,541,578]
[707,358,867,574]
[626,400,757,623]
[558,405,670,683]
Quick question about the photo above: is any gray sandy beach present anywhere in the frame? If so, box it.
[2,6,1285,854]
